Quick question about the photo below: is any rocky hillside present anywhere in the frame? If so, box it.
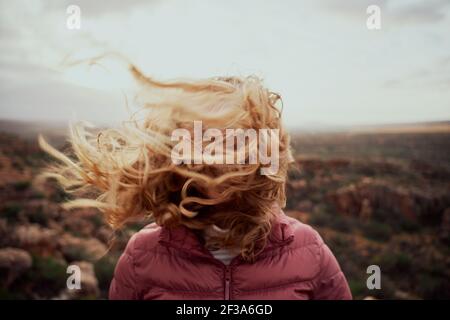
[0,132,150,299]
[0,124,449,299]
[287,129,450,299]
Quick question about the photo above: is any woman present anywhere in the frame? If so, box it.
[40,65,352,300]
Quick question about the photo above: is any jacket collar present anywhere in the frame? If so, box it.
[158,208,294,261]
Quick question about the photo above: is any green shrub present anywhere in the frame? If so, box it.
[362,221,392,242]
[309,211,330,227]
[0,287,26,300]
[398,219,421,233]
[94,256,117,293]
[63,246,95,262]
[30,191,45,200]
[1,203,22,222]
[328,216,355,233]
[88,214,104,229]
[50,186,70,203]
[417,274,450,299]
[13,180,31,191]
[328,234,351,251]
[27,208,48,226]
[19,255,68,297]
[33,255,67,282]
[376,252,412,274]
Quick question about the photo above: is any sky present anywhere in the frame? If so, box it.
[0,0,449,129]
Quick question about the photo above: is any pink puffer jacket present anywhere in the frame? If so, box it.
[109,212,352,300]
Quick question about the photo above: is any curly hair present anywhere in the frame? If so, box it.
[38,65,293,261]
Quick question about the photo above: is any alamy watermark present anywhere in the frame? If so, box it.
[66,264,81,290]
[66,5,81,30]
[367,5,381,30]
[170,121,280,176]
[366,265,381,290]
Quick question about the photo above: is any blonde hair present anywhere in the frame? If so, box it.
[39,65,293,260]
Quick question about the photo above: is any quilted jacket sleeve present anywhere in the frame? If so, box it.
[312,240,352,300]
[109,235,139,300]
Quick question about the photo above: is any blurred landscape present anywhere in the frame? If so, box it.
[0,119,449,300]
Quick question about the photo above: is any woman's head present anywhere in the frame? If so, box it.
[39,65,293,260]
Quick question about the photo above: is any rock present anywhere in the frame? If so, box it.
[62,215,95,238]
[58,233,107,262]
[0,247,32,287]
[22,199,62,222]
[325,174,450,228]
[12,224,58,251]
[394,290,420,300]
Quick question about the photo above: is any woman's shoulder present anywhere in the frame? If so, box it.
[283,215,352,299]
[123,223,163,255]
[282,215,325,250]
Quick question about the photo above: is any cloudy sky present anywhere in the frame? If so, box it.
[0,0,449,128]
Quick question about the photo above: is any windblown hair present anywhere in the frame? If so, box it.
[39,65,293,261]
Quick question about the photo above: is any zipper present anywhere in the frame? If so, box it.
[224,266,231,300]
